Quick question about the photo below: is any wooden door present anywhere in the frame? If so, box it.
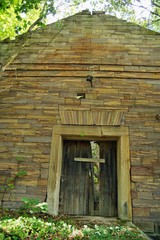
[99,141,117,217]
[59,140,92,215]
[59,140,117,217]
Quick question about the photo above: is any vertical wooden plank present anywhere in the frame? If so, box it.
[59,140,92,215]
[47,132,62,215]
[99,141,117,217]
[89,163,95,215]
[117,135,132,220]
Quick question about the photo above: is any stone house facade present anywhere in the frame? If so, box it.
[0,10,160,234]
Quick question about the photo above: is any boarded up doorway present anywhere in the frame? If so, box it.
[59,140,117,217]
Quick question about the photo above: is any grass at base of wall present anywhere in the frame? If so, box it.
[0,208,148,240]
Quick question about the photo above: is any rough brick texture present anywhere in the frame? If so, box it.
[0,10,160,234]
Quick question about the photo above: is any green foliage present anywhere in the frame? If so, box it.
[151,0,160,31]
[0,155,27,195]
[21,197,40,207]
[0,213,147,240]
[0,156,29,208]
[83,225,146,240]
[15,156,24,162]
[20,198,48,214]
[15,170,27,178]
[0,170,27,193]
[0,0,54,40]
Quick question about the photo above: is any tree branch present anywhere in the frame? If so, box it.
[1,0,50,71]
[132,2,160,18]
[28,0,48,32]
[152,1,160,9]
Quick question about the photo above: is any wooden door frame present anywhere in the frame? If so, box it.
[47,125,132,221]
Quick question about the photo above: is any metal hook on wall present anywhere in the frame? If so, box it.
[86,75,93,87]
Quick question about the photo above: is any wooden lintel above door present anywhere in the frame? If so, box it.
[74,157,105,163]
[59,110,124,126]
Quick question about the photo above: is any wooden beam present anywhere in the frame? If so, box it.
[74,157,105,163]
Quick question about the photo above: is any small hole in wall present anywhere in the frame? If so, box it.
[76,93,85,99]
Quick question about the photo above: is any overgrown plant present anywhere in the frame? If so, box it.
[20,198,48,214]
[0,157,27,208]
[0,215,148,240]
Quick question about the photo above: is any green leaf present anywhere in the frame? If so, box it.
[0,233,5,240]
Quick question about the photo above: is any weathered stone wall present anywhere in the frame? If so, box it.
[0,11,160,233]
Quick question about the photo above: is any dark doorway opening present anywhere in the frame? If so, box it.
[59,140,117,217]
